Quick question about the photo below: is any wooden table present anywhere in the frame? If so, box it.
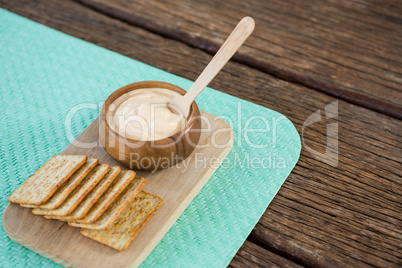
[1,0,401,267]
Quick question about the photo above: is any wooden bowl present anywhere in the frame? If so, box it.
[99,81,201,171]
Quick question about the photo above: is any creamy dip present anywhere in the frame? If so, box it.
[106,88,187,141]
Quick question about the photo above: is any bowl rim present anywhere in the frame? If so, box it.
[99,81,200,143]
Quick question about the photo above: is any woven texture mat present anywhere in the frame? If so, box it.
[0,9,301,268]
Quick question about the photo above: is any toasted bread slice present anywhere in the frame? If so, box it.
[69,170,136,224]
[32,158,99,210]
[69,177,146,230]
[8,155,87,206]
[81,191,163,251]
[47,166,121,221]
[32,164,110,216]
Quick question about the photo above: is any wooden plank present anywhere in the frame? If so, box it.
[3,113,233,268]
[1,0,401,267]
[76,0,402,119]
[229,240,304,268]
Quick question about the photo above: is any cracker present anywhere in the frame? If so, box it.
[47,166,121,221]
[32,164,110,216]
[69,177,146,230]
[69,170,136,224]
[20,204,36,208]
[80,191,163,251]
[33,158,99,210]
[8,155,87,206]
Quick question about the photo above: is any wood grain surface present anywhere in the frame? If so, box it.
[3,113,233,268]
[1,0,401,267]
[229,240,304,268]
[76,0,402,119]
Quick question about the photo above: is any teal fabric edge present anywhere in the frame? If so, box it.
[0,9,301,268]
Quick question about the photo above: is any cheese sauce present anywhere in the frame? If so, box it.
[106,88,186,141]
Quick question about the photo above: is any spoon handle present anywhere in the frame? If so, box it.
[182,17,255,105]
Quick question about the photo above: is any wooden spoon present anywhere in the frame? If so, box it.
[168,16,255,117]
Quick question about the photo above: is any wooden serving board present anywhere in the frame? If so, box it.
[3,111,233,268]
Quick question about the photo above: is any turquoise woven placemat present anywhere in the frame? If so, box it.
[0,9,300,268]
